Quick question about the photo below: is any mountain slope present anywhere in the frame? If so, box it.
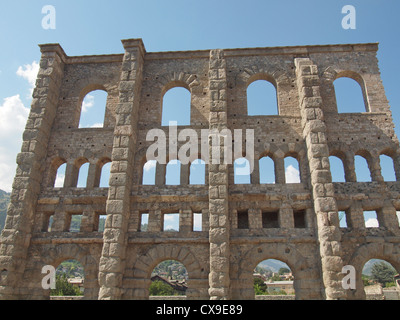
[0,190,11,231]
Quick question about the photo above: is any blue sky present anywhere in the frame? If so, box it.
[1,1,400,231]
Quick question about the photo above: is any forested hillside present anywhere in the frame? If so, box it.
[0,190,10,231]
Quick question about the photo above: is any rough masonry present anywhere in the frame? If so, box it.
[0,39,399,300]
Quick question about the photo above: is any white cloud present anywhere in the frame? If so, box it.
[82,94,94,113]
[90,123,103,128]
[16,61,39,96]
[0,95,30,191]
[144,160,157,172]
[365,218,379,228]
[285,165,300,183]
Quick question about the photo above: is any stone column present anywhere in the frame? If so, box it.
[208,49,230,300]
[98,39,145,300]
[0,44,66,299]
[295,58,346,300]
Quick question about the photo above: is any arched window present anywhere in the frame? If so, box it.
[161,87,191,126]
[329,156,346,182]
[150,260,188,297]
[142,160,157,185]
[354,155,371,182]
[333,77,366,113]
[234,158,251,184]
[247,80,278,115]
[99,162,111,187]
[166,159,181,185]
[189,159,205,185]
[54,162,66,188]
[379,154,396,181]
[50,259,84,297]
[284,156,300,183]
[259,156,275,184]
[77,162,89,188]
[253,259,293,296]
[79,89,108,128]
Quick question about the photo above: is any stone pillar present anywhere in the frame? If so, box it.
[208,49,230,300]
[295,58,346,300]
[0,44,66,299]
[98,39,145,300]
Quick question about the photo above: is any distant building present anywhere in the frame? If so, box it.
[67,277,84,292]
[266,281,294,295]
[150,275,187,294]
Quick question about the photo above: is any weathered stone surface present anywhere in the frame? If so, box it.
[0,40,399,301]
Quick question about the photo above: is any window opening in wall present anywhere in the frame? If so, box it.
[334,77,366,113]
[237,210,249,229]
[338,211,347,228]
[234,158,251,184]
[293,210,306,228]
[42,213,54,232]
[140,213,149,232]
[54,163,66,188]
[163,213,180,232]
[284,156,300,183]
[253,259,294,296]
[361,259,398,295]
[150,260,188,297]
[189,159,206,185]
[262,211,279,228]
[247,80,278,116]
[161,87,191,126]
[77,163,89,188]
[79,89,108,128]
[50,259,84,297]
[259,156,275,184]
[329,156,346,182]
[193,212,202,231]
[68,214,83,232]
[355,155,371,182]
[397,212,400,227]
[142,160,157,185]
[379,154,396,182]
[364,211,379,228]
[99,162,111,187]
[97,214,107,232]
[166,160,181,185]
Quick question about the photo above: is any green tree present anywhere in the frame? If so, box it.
[50,274,82,296]
[370,261,396,286]
[278,267,290,275]
[253,277,268,295]
[149,280,176,296]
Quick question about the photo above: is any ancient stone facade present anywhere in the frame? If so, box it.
[0,39,400,300]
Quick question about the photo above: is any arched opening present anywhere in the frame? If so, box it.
[362,259,399,299]
[284,156,300,184]
[99,162,111,188]
[50,259,84,297]
[334,76,367,113]
[355,155,372,182]
[161,87,191,126]
[79,89,108,128]
[149,260,188,298]
[329,156,346,182]
[380,154,396,182]
[142,160,157,185]
[77,162,89,188]
[54,162,66,188]
[253,259,294,297]
[189,159,206,185]
[166,159,181,185]
[234,157,251,184]
[247,80,278,116]
[259,156,275,184]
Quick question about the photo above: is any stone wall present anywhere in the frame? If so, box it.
[0,40,399,300]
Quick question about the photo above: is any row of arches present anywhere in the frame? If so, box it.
[329,151,399,183]
[49,256,399,299]
[75,71,369,129]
